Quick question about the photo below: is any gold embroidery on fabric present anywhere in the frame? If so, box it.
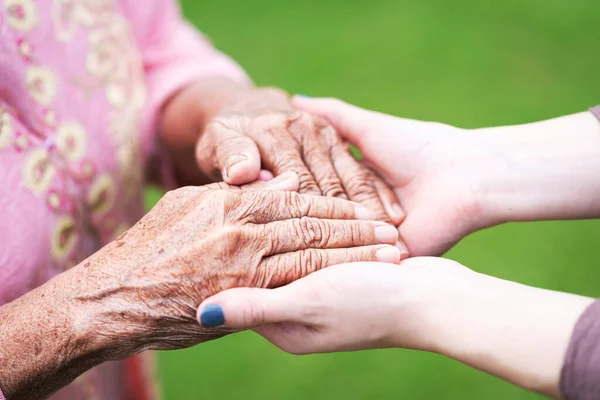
[26,66,58,106]
[0,108,14,149]
[51,215,78,260]
[56,121,87,162]
[87,172,116,216]
[22,147,56,194]
[52,0,115,42]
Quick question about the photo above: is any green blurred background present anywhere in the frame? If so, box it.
[151,1,600,398]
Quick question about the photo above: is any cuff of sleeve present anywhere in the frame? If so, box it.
[560,299,600,400]
[590,105,600,122]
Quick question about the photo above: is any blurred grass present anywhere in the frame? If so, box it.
[148,1,600,398]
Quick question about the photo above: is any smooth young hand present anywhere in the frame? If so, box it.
[198,258,593,398]
[293,96,600,256]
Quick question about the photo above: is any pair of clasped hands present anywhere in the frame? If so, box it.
[147,83,494,349]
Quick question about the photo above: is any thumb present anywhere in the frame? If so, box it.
[291,96,379,148]
[196,119,261,185]
[197,287,299,329]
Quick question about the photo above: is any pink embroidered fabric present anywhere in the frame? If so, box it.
[0,0,247,399]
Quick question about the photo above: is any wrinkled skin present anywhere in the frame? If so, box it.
[161,80,405,226]
[0,175,400,399]
[79,178,400,353]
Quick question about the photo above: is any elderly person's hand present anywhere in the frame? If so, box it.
[0,173,400,399]
[160,79,406,231]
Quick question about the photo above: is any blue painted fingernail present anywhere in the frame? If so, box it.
[200,304,225,328]
[296,94,311,98]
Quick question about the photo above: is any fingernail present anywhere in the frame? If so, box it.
[396,241,410,261]
[354,205,376,220]
[199,304,225,328]
[376,246,401,263]
[295,94,311,98]
[224,154,248,179]
[374,224,399,244]
[268,171,294,184]
[259,170,275,182]
[391,204,405,222]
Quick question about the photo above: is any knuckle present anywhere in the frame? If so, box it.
[317,176,346,198]
[240,299,265,326]
[317,123,341,148]
[288,111,313,127]
[298,249,325,274]
[272,149,304,171]
[295,217,330,248]
[284,191,306,217]
[253,113,288,132]
[298,179,321,195]
[344,174,377,198]
[349,222,367,244]
[232,191,264,223]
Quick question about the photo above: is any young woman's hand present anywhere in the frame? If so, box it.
[293,96,600,256]
[293,96,490,255]
[197,257,473,353]
[199,257,593,398]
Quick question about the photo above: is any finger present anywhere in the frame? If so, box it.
[241,171,299,192]
[247,114,321,195]
[197,287,300,329]
[288,112,346,198]
[258,170,274,181]
[330,143,392,223]
[373,175,405,226]
[257,245,401,287]
[236,191,377,224]
[291,96,373,147]
[253,218,398,256]
[199,171,299,193]
[196,118,261,185]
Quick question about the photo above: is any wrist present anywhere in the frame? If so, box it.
[384,259,481,352]
[473,111,600,224]
[0,267,116,398]
[422,268,593,396]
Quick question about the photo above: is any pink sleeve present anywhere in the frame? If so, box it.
[119,0,250,182]
[0,388,4,400]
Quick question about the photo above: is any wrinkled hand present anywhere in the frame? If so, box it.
[80,173,401,354]
[293,96,498,256]
[197,258,475,354]
[194,87,405,229]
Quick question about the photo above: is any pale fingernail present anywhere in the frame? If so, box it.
[376,246,401,263]
[374,224,399,244]
[396,241,410,260]
[391,204,405,221]
[224,154,248,179]
[354,206,376,220]
[265,172,296,190]
[268,171,294,184]
[259,170,275,181]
